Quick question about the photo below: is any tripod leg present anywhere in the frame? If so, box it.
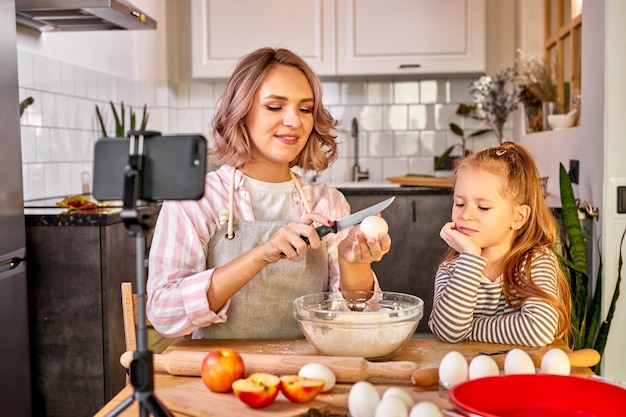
[104,394,134,417]
[140,393,174,417]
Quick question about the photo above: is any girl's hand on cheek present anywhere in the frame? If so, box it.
[338,227,391,263]
[440,222,481,256]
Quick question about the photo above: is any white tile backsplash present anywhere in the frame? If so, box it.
[19,51,493,199]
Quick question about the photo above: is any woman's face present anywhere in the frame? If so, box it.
[243,64,315,174]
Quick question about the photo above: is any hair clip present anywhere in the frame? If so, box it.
[495,148,507,156]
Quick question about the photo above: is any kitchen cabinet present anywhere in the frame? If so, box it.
[190,0,484,79]
[336,0,486,75]
[25,204,159,417]
[341,188,453,333]
[191,0,336,78]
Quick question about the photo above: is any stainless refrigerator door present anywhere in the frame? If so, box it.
[0,249,32,415]
[0,0,33,415]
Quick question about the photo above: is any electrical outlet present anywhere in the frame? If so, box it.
[569,160,580,184]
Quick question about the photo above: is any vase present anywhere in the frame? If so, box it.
[523,104,544,133]
[542,102,556,131]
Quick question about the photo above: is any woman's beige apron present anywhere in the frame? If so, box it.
[193,173,329,339]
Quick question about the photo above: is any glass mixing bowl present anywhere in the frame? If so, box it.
[293,291,423,361]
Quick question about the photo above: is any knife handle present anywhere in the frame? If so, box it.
[300,225,336,245]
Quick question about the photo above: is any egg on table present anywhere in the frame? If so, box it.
[468,354,500,379]
[375,395,409,417]
[504,348,536,375]
[540,348,571,375]
[298,362,336,392]
[409,401,443,417]
[348,381,381,417]
[382,387,414,409]
[438,350,469,388]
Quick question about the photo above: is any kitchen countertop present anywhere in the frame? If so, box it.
[94,338,596,416]
[335,185,453,196]
[24,195,160,227]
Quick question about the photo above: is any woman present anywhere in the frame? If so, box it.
[146,47,391,339]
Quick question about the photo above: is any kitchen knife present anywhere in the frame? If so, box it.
[303,196,395,244]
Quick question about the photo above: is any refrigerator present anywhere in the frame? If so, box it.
[0,0,33,415]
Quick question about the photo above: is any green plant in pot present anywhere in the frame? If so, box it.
[435,103,492,170]
[95,101,149,137]
[557,163,623,374]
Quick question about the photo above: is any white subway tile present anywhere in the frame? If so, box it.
[394,81,419,104]
[367,82,392,105]
[382,157,409,179]
[368,132,393,158]
[394,131,420,156]
[340,80,366,105]
[20,126,37,163]
[382,105,408,130]
[321,82,341,106]
[34,127,51,163]
[17,50,34,89]
[60,62,76,96]
[189,82,214,108]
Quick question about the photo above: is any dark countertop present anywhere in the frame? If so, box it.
[336,186,453,196]
[24,195,161,227]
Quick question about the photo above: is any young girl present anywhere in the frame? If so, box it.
[428,142,571,347]
[146,47,391,340]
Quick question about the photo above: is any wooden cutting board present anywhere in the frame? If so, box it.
[157,379,332,417]
[386,176,454,188]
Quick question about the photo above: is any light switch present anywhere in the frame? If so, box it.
[618,186,626,214]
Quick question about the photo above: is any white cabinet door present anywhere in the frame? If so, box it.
[191,0,336,78]
[336,0,486,75]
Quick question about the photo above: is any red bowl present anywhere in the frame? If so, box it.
[449,374,626,417]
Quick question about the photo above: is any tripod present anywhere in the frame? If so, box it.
[106,132,173,417]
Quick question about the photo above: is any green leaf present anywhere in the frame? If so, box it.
[130,106,137,131]
[95,105,108,137]
[140,104,149,130]
[559,163,587,273]
[110,101,123,137]
[467,128,493,138]
[449,123,464,137]
[593,228,625,362]
[435,145,458,170]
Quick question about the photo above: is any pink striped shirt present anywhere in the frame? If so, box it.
[146,165,376,337]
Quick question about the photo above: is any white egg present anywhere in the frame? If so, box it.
[382,387,414,409]
[409,401,443,417]
[468,354,500,380]
[360,215,389,239]
[348,381,381,417]
[540,348,571,375]
[298,362,336,392]
[375,395,408,417]
[504,348,536,375]
[438,351,469,388]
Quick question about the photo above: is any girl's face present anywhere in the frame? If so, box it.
[452,167,523,255]
[243,64,315,177]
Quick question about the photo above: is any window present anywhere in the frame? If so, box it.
[545,0,582,115]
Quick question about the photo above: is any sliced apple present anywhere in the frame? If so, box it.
[279,375,325,403]
[232,372,280,408]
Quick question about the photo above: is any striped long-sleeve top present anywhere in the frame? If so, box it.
[146,165,380,338]
[428,249,559,347]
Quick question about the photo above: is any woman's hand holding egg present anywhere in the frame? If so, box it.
[359,215,389,239]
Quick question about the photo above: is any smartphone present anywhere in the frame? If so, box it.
[93,134,207,201]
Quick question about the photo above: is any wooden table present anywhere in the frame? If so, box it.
[95,337,594,416]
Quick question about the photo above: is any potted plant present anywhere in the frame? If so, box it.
[557,163,623,374]
[435,103,492,170]
[95,101,149,137]
[515,50,558,131]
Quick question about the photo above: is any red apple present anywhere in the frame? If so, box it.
[232,372,281,408]
[200,348,245,393]
[279,375,325,403]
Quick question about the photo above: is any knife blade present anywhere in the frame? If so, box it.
[302,196,395,244]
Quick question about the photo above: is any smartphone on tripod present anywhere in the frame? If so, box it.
[93,133,207,202]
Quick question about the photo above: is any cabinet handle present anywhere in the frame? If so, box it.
[412,200,416,223]
[399,64,421,69]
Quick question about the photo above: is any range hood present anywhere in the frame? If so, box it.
[15,0,156,32]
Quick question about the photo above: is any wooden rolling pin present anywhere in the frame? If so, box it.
[410,348,601,387]
[120,350,419,383]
